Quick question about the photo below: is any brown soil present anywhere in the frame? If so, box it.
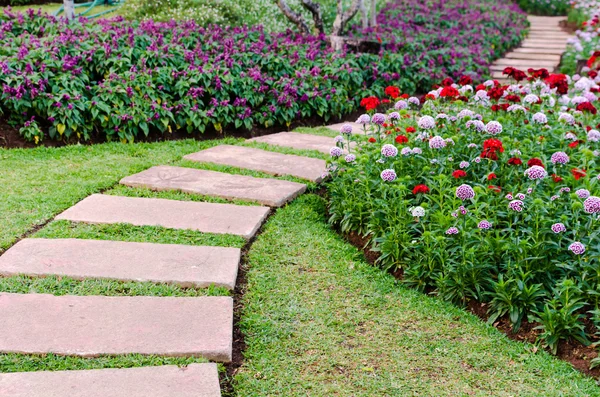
[339,230,600,379]
[559,19,579,35]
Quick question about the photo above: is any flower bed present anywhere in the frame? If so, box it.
[348,0,528,85]
[0,1,527,144]
[517,0,571,16]
[326,70,600,361]
[561,0,600,75]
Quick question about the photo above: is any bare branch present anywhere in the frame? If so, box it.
[276,0,310,35]
[300,0,324,35]
[331,0,362,36]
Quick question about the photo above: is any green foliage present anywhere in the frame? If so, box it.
[517,0,571,16]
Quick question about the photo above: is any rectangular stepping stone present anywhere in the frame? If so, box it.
[247,131,335,154]
[513,47,564,55]
[56,194,269,239]
[183,145,325,183]
[0,238,241,289]
[0,293,233,362]
[493,58,557,67]
[120,165,306,207]
[504,52,560,61]
[0,364,221,397]
[520,43,566,50]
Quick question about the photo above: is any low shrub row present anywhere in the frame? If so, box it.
[516,0,571,16]
[326,70,600,359]
[561,0,600,75]
[0,1,527,144]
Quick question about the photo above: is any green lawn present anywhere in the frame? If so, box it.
[0,136,599,395]
[5,2,122,18]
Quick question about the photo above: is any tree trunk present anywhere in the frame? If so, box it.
[360,0,368,29]
[276,0,310,35]
[331,0,362,37]
[370,0,376,28]
[64,0,75,20]
[301,0,324,35]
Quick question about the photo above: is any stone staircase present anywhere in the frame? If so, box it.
[491,15,573,82]
[0,133,331,396]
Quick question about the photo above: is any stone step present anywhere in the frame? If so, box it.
[248,132,335,154]
[0,364,221,397]
[120,166,306,208]
[56,194,269,239]
[491,71,506,79]
[0,238,240,289]
[0,293,233,362]
[183,145,325,183]
[512,47,565,55]
[522,39,568,46]
[520,42,567,50]
[492,58,557,67]
[504,52,561,61]
[527,33,571,39]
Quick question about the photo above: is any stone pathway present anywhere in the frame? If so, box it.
[491,15,573,81]
[0,137,333,396]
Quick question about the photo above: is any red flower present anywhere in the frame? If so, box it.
[481,138,504,160]
[487,173,498,180]
[505,94,521,103]
[502,67,527,82]
[507,157,523,166]
[576,102,597,115]
[406,126,416,133]
[571,168,587,180]
[527,68,550,79]
[412,184,430,194]
[395,135,408,144]
[545,74,569,95]
[488,86,506,101]
[476,84,486,91]
[551,174,563,183]
[400,93,410,99]
[452,170,467,178]
[441,78,454,87]
[384,86,400,99]
[425,93,436,101]
[589,71,598,79]
[360,96,380,111]
[440,86,460,98]
[368,137,376,143]
[488,185,502,193]
[459,75,473,85]
[527,158,544,168]
[569,140,582,148]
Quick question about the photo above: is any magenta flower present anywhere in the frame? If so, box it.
[445,227,459,235]
[524,165,547,180]
[550,152,569,164]
[584,196,600,214]
[568,242,586,255]
[478,220,492,229]
[456,184,475,200]
[551,223,566,233]
[330,147,343,157]
[508,200,524,212]
[372,113,386,125]
[429,136,446,149]
[576,189,590,199]
[340,123,353,134]
[381,144,398,157]
[380,169,397,182]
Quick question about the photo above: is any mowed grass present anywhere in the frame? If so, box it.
[235,194,600,396]
[0,138,242,252]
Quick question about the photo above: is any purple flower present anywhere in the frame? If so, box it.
[456,184,475,200]
[330,147,343,157]
[485,121,502,135]
[356,114,370,124]
[446,227,459,235]
[551,195,559,201]
[429,136,446,149]
[372,113,386,125]
[508,200,524,212]
[412,148,423,155]
[478,220,492,230]
[380,169,397,182]
[459,161,469,169]
[587,129,600,142]
[389,112,400,120]
[524,165,547,180]
[505,193,513,200]
[340,123,353,134]
[550,152,569,165]
[345,154,356,163]
[576,189,590,199]
[458,205,469,215]
[394,100,408,110]
[583,196,600,214]
[551,223,566,233]
[559,187,571,194]
[334,135,344,144]
[516,193,526,200]
[381,144,398,157]
[568,242,586,255]
[418,115,435,129]
[532,112,547,124]
[401,147,412,156]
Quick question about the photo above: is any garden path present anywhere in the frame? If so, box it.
[0,135,337,396]
[491,15,573,82]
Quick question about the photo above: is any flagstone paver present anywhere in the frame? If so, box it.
[490,15,573,77]
[0,364,221,397]
[56,194,270,239]
[184,145,326,182]
[248,131,335,154]
[0,238,241,289]
[0,293,233,362]
[120,166,306,207]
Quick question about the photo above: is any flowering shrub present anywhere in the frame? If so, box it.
[326,70,600,356]
[516,0,570,16]
[561,0,600,75]
[348,0,528,85]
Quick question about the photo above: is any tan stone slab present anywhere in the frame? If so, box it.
[0,293,233,362]
[504,52,561,61]
[513,47,564,55]
[0,364,221,397]
[120,166,305,207]
[56,194,269,239]
[527,32,571,39]
[184,145,325,183]
[522,39,568,46]
[0,238,240,289]
[520,42,567,50]
[247,132,335,154]
[493,58,557,67]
